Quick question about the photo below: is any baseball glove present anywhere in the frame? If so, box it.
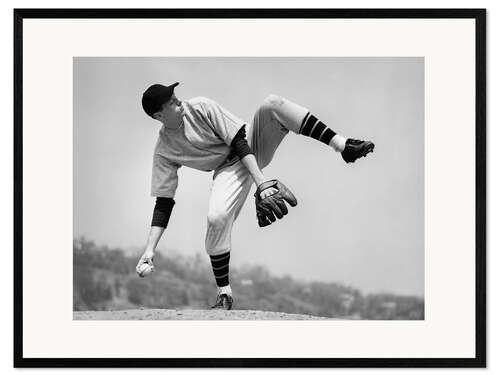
[254,179,298,227]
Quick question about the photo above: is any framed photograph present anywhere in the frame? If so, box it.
[14,8,486,367]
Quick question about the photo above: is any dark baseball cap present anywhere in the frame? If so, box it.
[142,82,179,118]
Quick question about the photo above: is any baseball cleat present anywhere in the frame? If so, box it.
[210,293,233,310]
[341,138,375,163]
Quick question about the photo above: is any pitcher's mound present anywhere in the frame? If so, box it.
[74,309,333,320]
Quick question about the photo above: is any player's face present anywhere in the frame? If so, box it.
[155,94,184,125]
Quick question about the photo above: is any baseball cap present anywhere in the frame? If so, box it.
[142,82,179,118]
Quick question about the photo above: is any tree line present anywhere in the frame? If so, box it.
[73,237,424,320]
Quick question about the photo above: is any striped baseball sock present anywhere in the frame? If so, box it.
[299,112,346,152]
[210,252,230,290]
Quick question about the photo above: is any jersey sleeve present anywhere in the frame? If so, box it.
[201,98,246,146]
[230,126,253,159]
[150,154,181,198]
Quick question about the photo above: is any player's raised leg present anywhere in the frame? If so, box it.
[205,161,253,310]
[299,112,374,163]
[248,94,374,166]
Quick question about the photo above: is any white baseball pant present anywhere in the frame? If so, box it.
[205,95,309,255]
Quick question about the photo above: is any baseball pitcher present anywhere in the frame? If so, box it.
[136,82,375,310]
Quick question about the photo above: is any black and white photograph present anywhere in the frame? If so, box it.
[73,57,424,321]
[14,9,485,367]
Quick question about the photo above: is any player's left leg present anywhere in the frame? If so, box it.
[249,94,374,166]
[205,161,253,310]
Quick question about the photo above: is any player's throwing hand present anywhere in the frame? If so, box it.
[136,251,155,278]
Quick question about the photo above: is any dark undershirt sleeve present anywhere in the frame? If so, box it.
[230,126,253,160]
[151,197,175,228]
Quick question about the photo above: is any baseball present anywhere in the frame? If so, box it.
[137,263,154,277]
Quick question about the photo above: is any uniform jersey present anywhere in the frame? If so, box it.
[151,97,247,198]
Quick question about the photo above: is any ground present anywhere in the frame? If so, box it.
[73,309,332,320]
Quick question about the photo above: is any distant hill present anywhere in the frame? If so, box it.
[73,237,424,320]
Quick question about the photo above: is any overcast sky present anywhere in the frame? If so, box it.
[74,57,423,296]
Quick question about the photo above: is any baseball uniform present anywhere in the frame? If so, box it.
[151,94,309,255]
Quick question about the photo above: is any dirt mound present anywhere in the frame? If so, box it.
[74,309,332,320]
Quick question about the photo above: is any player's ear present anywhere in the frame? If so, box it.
[152,112,162,121]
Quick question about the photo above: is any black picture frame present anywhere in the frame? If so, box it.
[13,8,486,368]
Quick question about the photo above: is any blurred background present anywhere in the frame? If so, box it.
[74,57,424,318]
[73,237,424,319]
